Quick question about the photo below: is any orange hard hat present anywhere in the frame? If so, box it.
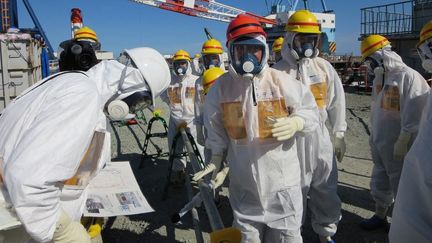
[226,14,266,43]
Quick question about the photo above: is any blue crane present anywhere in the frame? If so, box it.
[0,0,55,60]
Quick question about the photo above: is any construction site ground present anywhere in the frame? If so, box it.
[102,86,389,243]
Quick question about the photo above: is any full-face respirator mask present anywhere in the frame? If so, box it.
[203,54,222,70]
[288,33,320,60]
[229,36,266,77]
[173,60,189,76]
[364,51,384,82]
[107,90,152,120]
[58,40,99,71]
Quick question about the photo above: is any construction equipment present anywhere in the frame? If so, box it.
[0,0,48,111]
[0,0,55,60]
[0,34,43,112]
[130,0,335,55]
[265,0,336,55]
[204,27,213,40]
[129,0,276,25]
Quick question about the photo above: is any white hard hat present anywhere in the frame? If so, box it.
[124,47,170,106]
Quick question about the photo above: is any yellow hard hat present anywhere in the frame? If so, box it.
[360,34,390,60]
[202,67,224,95]
[173,49,191,61]
[201,39,223,55]
[417,21,432,48]
[285,10,321,34]
[272,37,284,52]
[74,26,98,42]
[194,53,201,58]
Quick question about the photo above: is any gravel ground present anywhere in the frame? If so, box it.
[101,86,389,243]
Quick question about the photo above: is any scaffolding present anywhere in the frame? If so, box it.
[360,0,432,38]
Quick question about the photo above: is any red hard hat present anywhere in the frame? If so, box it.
[226,14,267,44]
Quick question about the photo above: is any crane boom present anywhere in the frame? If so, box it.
[129,0,276,25]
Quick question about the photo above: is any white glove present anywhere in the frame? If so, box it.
[53,209,91,243]
[212,167,229,189]
[393,132,411,161]
[196,124,205,146]
[334,132,346,162]
[268,116,305,141]
[192,154,224,181]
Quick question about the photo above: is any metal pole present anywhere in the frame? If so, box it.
[198,181,224,231]
[291,0,299,11]
[184,172,205,243]
[179,128,204,173]
[320,0,327,12]
[303,0,308,10]
[178,127,225,231]
[22,0,55,59]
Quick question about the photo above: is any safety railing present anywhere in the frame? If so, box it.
[360,0,432,37]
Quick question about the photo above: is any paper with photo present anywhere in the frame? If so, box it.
[84,162,153,217]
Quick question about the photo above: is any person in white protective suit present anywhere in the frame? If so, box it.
[272,10,345,243]
[389,21,432,242]
[194,38,226,148]
[191,53,203,76]
[358,34,430,231]
[0,47,170,243]
[193,14,319,242]
[161,49,203,184]
[194,67,225,164]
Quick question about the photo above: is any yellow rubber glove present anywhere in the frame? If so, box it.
[192,154,223,181]
[88,224,102,238]
[393,132,411,161]
[53,209,91,243]
[269,116,305,141]
[334,132,346,162]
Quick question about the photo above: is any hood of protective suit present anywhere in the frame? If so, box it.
[219,56,227,71]
[279,31,324,86]
[191,57,202,76]
[227,34,269,80]
[86,60,149,106]
[281,32,299,69]
[381,47,407,72]
[281,31,320,68]
[172,60,193,79]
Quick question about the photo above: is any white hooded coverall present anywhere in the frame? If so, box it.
[369,49,429,211]
[161,64,204,171]
[389,92,432,243]
[204,65,319,242]
[191,56,203,76]
[194,63,226,163]
[0,60,151,242]
[272,34,345,237]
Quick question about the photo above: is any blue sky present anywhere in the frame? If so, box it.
[17,0,389,57]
